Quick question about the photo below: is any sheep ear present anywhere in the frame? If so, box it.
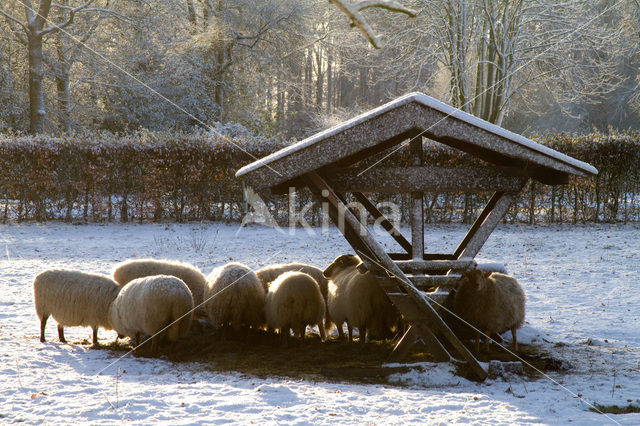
[483,271,491,278]
[322,264,334,278]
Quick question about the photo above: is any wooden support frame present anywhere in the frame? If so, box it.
[453,180,527,259]
[306,170,487,381]
[352,192,412,253]
[304,178,378,268]
[330,166,528,193]
[410,138,424,261]
[389,324,451,362]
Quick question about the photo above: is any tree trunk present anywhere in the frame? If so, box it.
[55,63,71,133]
[326,49,333,114]
[28,33,46,134]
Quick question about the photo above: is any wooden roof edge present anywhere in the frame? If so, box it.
[236,92,598,179]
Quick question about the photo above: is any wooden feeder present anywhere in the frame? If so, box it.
[236,92,598,381]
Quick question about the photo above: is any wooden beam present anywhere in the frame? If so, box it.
[307,171,487,381]
[454,181,527,259]
[330,166,527,193]
[390,253,456,261]
[303,176,378,266]
[352,192,412,253]
[396,259,476,273]
[407,275,461,289]
[388,324,451,363]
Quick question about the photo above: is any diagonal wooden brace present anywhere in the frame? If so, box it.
[306,171,487,381]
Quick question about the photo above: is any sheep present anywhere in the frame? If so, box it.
[256,262,332,331]
[453,269,525,352]
[109,274,194,354]
[33,269,120,347]
[111,258,208,316]
[256,263,328,298]
[265,271,326,343]
[205,262,265,336]
[323,254,399,344]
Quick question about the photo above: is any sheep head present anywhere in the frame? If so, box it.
[323,254,360,278]
[460,269,492,292]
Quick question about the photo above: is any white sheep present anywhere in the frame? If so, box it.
[323,254,399,344]
[453,269,526,352]
[33,270,121,346]
[256,262,331,331]
[265,271,326,342]
[112,258,207,316]
[109,274,194,353]
[205,262,265,335]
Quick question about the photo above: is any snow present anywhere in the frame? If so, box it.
[236,92,598,177]
[1,222,639,424]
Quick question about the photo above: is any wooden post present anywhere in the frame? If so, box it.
[410,138,424,261]
[306,171,487,381]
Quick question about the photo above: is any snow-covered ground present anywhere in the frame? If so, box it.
[1,222,639,424]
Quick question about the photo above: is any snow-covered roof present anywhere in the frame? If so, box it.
[236,92,597,190]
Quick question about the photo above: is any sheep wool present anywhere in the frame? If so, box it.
[205,262,265,331]
[324,254,399,343]
[112,258,207,315]
[33,269,121,346]
[257,262,333,332]
[265,271,326,341]
[454,269,526,351]
[256,263,328,299]
[109,275,194,353]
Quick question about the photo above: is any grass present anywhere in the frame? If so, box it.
[589,403,640,415]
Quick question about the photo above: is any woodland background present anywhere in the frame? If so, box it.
[1,1,639,223]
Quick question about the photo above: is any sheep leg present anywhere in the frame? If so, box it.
[91,327,100,348]
[337,323,345,341]
[299,325,306,343]
[281,327,290,347]
[511,328,518,352]
[359,326,367,344]
[348,325,353,343]
[318,322,326,342]
[474,330,480,354]
[58,325,66,343]
[40,315,49,342]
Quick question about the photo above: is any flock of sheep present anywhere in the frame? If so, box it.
[33,254,526,355]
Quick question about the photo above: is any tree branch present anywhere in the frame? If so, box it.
[41,0,94,36]
[329,0,416,48]
[0,7,28,34]
[1,16,28,45]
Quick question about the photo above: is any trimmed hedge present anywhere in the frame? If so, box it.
[0,129,286,222]
[0,129,638,224]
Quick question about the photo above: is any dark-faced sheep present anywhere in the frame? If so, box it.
[323,254,399,344]
[112,258,207,316]
[109,275,194,353]
[453,269,525,352]
[33,270,121,347]
[256,262,331,331]
[205,262,265,336]
[265,271,326,343]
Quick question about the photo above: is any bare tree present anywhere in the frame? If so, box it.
[0,0,106,133]
[390,0,628,127]
[330,0,416,48]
